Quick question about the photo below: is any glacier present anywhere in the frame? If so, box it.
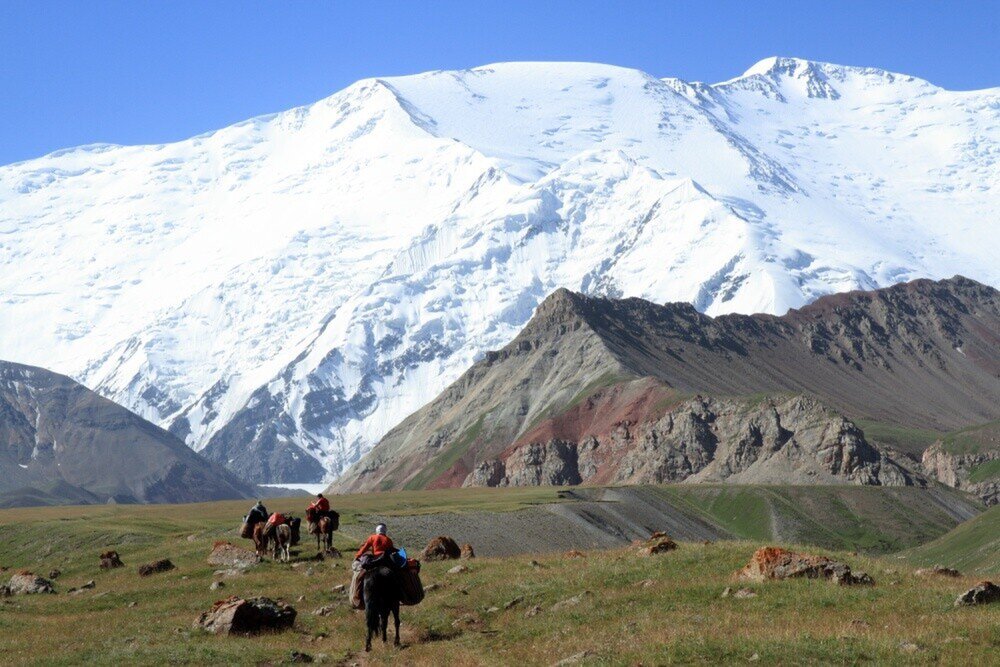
[0,57,996,482]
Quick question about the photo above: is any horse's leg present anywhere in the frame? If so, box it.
[381,610,388,643]
[392,603,401,646]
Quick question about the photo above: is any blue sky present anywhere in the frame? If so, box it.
[2,1,997,164]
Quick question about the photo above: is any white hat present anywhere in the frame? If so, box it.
[375,523,387,535]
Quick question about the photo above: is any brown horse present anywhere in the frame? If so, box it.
[305,507,335,553]
[273,524,292,563]
[252,522,270,557]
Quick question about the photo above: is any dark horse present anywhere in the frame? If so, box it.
[363,564,401,651]
[304,507,335,553]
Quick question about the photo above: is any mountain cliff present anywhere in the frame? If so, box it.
[0,361,254,507]
[1,58,997,482]
[332,277,1000,492]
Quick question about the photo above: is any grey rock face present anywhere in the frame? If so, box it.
[0,361,255,507]
[922,442,999,506]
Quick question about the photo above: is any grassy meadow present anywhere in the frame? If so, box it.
[0,488,997,665]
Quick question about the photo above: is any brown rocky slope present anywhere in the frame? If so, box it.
[331,276,1000,493]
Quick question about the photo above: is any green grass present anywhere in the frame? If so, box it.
[939,420,1000,455]
[654,485,976,554]
[402,414,488,491]
[968,460,1000,484]
[901,505,1000,577]
[0,492,997,665]
[854,419,943,456]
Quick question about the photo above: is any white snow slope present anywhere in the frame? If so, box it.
[1,58,997,482]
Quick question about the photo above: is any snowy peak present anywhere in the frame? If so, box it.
[721,56,931,102]
[1,58,997,484]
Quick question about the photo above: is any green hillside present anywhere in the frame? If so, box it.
[900,505,1000,576]
[654,485,981,553]
[0,489,996,665]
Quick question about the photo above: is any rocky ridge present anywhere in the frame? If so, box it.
[333,277,1000,492]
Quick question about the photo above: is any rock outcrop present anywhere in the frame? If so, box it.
[422,536,462,561]
[6,572,56,595]
[194,596,296,635]
[335,277,1000,492]
[137,559,175,577]
[922,425,1000,506]
[468,394,918,488]
[955,581,1000,606]
[99,551,124,569]
[736,547,874,585]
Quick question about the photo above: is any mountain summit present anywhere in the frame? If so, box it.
[0,59,997,482]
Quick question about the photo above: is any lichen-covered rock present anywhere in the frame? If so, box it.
[194,596,296,635]
[736,547,874,585]
[422,536,461,561]
[7,572,56,595]
[955,581,1000,607]
[460,543,476,559]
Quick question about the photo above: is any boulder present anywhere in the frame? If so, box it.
[47,569,61,580]
[137,559,175,577]
[460,543,476,559]
[915,566,961,578]
[7,572,56,595]
[447,565,468,575]
[736,547,874,585]
[638,535,677,556]
[99,551,124,569]
[210,581,225,591]
[194,596,296,636]
[207,542,261,570]
[955,581,1000,607]
[422,536,462,561]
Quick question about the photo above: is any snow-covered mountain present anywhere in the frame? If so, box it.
[1,57,997,483]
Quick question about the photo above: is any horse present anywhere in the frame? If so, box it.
[273,523,292,563]
[252,522,270,557]
[305,507,335,553]
[363,564,401,652]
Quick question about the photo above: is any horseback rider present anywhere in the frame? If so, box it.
[246,500,268,526]
[307,493,332,519]
[355,523,394,565]
[264,511,286,533]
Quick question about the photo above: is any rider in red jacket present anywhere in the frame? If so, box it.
[355,523,394,560]
[307,493,330,513]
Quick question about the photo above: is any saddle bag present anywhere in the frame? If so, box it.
[350,565,365,610]
[399,558,424,606]
[328,510,340,531]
